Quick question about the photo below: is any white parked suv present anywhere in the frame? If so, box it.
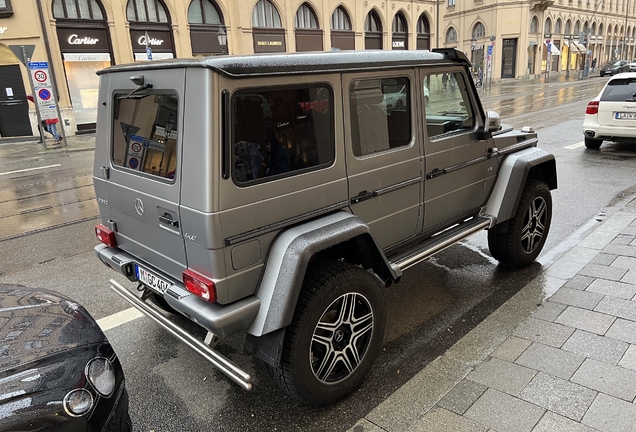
[583,72,636,149]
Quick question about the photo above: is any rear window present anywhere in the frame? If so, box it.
[112,93,179,180]
[232,84,334,185]
[601,78,636,101]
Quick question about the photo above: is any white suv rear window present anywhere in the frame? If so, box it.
[112,93,179,180]
[601,78,636,102]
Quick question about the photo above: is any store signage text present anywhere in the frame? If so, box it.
[257,40,282,46]
[68,34,100,45]
[138,36,164,46]
[392,41,405,48]
[0,27,7,35]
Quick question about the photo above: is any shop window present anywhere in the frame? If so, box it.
[188,0,222,25]
[295,3,318,29]
[446,27,457,43]
[331,6,351,30]
[530,16,539,34]
[52,0,103,20]
[126,0,169,23]
[392,12,407,34]
[252,0,282,28]
[417,14,430,35]
[365,10,382,32]
[349,77,412,157]
[112,93,179,180]
[232,85,334,184]
[472,22,486,39]
[0,0,13,18]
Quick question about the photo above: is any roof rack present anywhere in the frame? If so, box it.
[432,48,471,65]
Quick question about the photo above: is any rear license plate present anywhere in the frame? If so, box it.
[615,112,636,119]
[135,265,172,294]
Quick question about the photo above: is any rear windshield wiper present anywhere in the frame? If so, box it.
[116,83,153,100]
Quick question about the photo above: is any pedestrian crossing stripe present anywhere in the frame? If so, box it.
[565,141,585,149]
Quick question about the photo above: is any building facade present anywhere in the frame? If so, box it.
[0,0,634,138]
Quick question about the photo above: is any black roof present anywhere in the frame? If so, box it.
[97,49,470,78]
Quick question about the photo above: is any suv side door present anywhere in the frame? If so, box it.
[420,68,489,232]
[343,71,422,249]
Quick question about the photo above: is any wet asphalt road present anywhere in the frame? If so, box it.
[2,76,636,431]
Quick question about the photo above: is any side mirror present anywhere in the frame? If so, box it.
[479,110,501,140]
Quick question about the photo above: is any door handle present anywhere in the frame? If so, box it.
[426,168,445,179]
[351,190,374,204]
[159,214,179,227]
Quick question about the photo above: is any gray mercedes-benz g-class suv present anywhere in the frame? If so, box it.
[93,49,556,405]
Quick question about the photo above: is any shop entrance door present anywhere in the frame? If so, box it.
[501,38,518,78]
[0,64,32,137]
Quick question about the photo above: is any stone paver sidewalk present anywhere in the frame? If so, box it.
[351,196,636,432]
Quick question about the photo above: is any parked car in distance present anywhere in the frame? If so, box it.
[600,60,630,77]
[628,59,636,72]
[0,284,131,432]
[583,72,636,149]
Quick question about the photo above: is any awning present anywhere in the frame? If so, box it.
[563,40,578,53]
[574,42,588,53]
[544,39,561,55]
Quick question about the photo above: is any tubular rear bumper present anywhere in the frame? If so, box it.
[94,244,260,338]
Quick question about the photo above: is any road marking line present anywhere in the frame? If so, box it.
[97,307,143,331]
[0,164,61,176]
[565,141,585,149]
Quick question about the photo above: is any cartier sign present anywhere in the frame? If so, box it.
[68,34,99,45]
[57,27,110,52]
[138,35,164,46]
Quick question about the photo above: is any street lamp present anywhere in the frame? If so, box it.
[471,36,477,68]
[217,26,227,55]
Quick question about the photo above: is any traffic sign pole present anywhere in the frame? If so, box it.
[22,46,47,147]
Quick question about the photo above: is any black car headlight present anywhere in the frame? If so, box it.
[63,389,94,417]
[86,357,116,397]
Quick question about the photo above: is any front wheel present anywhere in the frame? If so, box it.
[488,180,552,267]
[585,137,603,149]
[269,260,386,405]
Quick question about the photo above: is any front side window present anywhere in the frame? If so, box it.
[424,72,475,139]
[232,85,334,184]
[112,93,179,180]
[349,77,411,157]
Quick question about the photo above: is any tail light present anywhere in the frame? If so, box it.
[586,101,599,115]
[183,269,216,302]
[95,224,117,247]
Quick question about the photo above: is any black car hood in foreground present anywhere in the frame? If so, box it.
[0,284,128,431]
[0,285,106,373]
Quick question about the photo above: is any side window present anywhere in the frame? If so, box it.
[232,84,334,184]
[349,77,411,157]
[424,72,475,139]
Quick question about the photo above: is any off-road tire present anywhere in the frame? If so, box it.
[584,137,603,149]
[268,260,386,405]
[488,180,552,268]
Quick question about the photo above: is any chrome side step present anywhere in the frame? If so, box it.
[391,217,492,272]
[109,279,253,390]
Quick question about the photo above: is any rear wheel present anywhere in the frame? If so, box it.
[488,180,552,267]
[584,137,603,149]
[269,260,386,405]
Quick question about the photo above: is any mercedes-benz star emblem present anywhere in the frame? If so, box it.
[135,198,145,216]
[334,330,344,343]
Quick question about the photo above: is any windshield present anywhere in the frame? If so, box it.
[111,93,179,180]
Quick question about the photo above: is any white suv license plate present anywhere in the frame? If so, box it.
[135,265,172,294]
[615,112,636,119]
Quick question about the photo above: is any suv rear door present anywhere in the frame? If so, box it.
[343,71,421,249]
[597,76,636,127]
[97,69,186,280]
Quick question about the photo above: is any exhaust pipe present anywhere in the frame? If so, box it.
[584,130,596,138]
[109,279,253,390]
